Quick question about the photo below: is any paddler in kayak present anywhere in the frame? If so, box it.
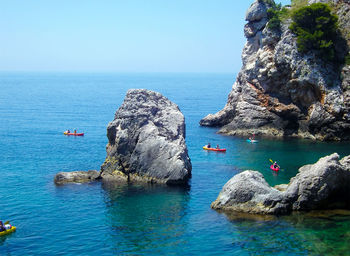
[248,133,255,141]
[206,142,211,148]
[0,221,11,231]
[216,144,220,149]
[273,161,280,170]
[0,221,5,232]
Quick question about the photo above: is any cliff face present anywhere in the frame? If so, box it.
[200,0,350,141]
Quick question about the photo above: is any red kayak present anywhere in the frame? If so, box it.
[203,146,226,152]
[270,164,280,172]
[64,131,84,136]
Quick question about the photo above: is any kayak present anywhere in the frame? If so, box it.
[64,132,84,136]
[246,139,258,143]
[203,146,226,152]
[270,164,280,172]
[0,226,16,236]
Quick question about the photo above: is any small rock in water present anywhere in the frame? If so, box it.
[54,170,100,185]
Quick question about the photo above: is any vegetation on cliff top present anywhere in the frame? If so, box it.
[290,3,339,62]
[266,0,308,31]
[266,1,343,64]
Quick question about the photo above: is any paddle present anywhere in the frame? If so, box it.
[269,159,274,163]
[4,221,9,225]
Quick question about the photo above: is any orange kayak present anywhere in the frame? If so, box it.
[203,146,226,152]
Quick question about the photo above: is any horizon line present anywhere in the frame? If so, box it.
[0,70,237,74]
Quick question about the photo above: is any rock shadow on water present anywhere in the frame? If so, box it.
[101,181,191,254]
[221,209,350,255]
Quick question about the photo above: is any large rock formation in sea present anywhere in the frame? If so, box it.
[211,153,350,215]
[100,89,192,185]
[200,0,350,141]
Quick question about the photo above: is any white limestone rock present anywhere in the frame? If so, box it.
[100,89,192,185]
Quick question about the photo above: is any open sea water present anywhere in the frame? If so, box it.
[1,72,350,255]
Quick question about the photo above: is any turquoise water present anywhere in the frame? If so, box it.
[1,72,350,255]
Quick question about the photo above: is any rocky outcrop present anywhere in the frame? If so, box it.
[212,153,350,214]
[54,170,100,185]
[200,0,350,141]
[100,89,192,185]
[211,170,288,214]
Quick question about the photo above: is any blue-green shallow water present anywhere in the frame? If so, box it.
[0,72,349,255]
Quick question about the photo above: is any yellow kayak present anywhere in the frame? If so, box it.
[0,226,16,236]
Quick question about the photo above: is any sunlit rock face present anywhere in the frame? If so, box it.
[200,0,350,141]
[101,89,192,185]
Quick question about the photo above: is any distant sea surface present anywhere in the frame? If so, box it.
[1,72,350,255]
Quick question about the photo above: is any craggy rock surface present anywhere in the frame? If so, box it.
[212,153,350,214]
[200,0,350,141]
[100,89,192,185]
[211,171,288,214]
[54,170,100,185]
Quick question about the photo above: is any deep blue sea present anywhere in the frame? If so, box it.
[1,72,350,255]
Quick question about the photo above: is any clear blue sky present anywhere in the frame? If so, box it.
[0,0,290,73]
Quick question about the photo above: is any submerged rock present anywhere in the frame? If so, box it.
[54,170,100,185]
[212,153,350,215]
[100,89,192,185]
[200,0,350,141]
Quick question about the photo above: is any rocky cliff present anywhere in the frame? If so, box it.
[200,0,350,141]
[100,89,192,185]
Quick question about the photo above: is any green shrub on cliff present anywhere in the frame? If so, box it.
[267,0,308,29]
[289,3,339,62]
[267,3,281,30]
[267,3,289,31]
